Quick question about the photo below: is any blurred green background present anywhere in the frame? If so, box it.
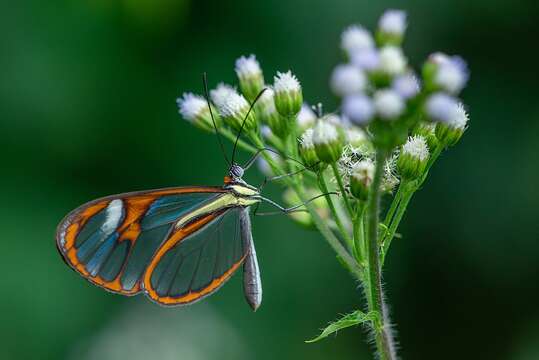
[2,0,539,359]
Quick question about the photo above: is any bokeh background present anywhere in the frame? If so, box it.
[2,0,539,359]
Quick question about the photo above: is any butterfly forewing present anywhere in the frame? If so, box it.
[56,187,226,295]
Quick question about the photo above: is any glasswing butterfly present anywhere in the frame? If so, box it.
[56,75,313,311]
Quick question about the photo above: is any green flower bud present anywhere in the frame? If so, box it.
[256,88,288,138]
[376,10,407,46]
[177,93,220,131]
[235,55,265,102]
[427,96,469,147]
[350,159,374,200]
[299,128,320,169]
[312,120,344,164]
[273,71,303,117]
[218,91,257,131]
[412,121,438,150]
[435,122,464,147]
[397,136,430,180]
[422,53,469,94]
[297,104,317,131]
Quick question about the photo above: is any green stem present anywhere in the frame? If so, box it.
[383,183,403,227]
[318,171,353,250]
[366,149,396,360]
[352,202,366,265]
[381,181,416,265]
[331,163,354,219]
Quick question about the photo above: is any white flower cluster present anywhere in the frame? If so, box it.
[331,9,415,126]
[330,9,469,141]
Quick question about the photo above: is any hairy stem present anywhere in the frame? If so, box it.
[367,150,396,360]
[331,163,354,219]
[353,202,366,265]
[318,171,353,250]
[381,181,415,265]
[383,184,403,228]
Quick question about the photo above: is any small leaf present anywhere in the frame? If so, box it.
[305,310,378,343]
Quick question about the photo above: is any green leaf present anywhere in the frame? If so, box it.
[305,310,378,343]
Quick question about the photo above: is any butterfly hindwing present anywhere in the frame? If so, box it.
[142,207,249,306]
[56,187,226,295]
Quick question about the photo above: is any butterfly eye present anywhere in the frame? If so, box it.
[230,164,244,179]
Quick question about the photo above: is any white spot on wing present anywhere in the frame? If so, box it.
[101,199,123,235]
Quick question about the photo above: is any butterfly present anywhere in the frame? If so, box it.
[56,165,265,310]
[55,76,312,311]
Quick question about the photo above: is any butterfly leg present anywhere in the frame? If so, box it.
[255,192,337,216]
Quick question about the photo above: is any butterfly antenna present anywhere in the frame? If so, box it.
[202,72,230,166]
[231,88,267,165]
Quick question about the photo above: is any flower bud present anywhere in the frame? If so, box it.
[434,103,469,147]
[341,25,374,56]
[373,89,405,120]
[177,93,219,130]
[342,94,375,126]
[412,121,438,150]
[210,83,236,109]
[235,55,265,102]
[218,91,257,131]
[255,88,287,137]
[330,64,366,97]
[376,9,407,46]
[312,120,343,164]
[423,52,469,94]
[397,136,430,179]
[297,103,317,131]
[273,71,303,118]
[425,92,469,145]
[299,128,320,169]
[324,114,348,142]
[350,159,374,200]
[392,73,420,99]
[350,48,380,72]
[378,46,407,76]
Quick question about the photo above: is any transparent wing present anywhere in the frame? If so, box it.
[143,207,248,306]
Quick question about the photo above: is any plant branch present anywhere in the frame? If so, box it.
[318,171,353,250]
[367,149,396,360]
[331,163,354,219]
